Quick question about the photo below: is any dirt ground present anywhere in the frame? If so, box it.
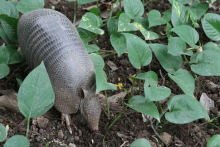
[1,0,220,146]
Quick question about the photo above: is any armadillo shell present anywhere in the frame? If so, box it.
[17,9,96,114]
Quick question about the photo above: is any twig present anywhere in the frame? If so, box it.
[159,69,165,86]
[119,141,129,147]
[145,116,168,146]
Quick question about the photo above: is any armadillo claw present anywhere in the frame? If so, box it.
[61,113,77,134]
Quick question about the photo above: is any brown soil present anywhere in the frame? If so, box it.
[1,0,220,147]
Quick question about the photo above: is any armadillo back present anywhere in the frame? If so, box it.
[17,9,96,114]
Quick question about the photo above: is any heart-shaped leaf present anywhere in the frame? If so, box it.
[207,135,220,147]
[123,33,152,69]
[148,10,169,27]
[149,44,183,74]
[133,17,159,40]
[118,13,138,32]
[0,0,19,18]
[18,62,55,118]
[165,95,209,124]
[190,50,220,76]
[202,13,220,41]
[171,0,191,27]
[171,25,199,49]
[125,95,160,122]
[16,0,45,14]
[168,69,195,95]
[168,37,187,56]
[0,123,7,142]
[110,33,127,57]
[90,53,117,93]
[107,17,118,35]
[4,135,30,147]
[79,12,104,35]
[123,0,144,19]
[203,42,220,52]
[130,138,152,147]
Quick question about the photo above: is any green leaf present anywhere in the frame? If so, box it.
[149,44,183,74]
[0,0,19,18]
[202,13,220,41]
[16,0,45,14]
[78,0,96,7]
[83,41,100,53]
[195,2,209,20]
[0,28,12,45]
[118,13,139,32]
[123,0,144,19]
[190,50,220,76]
[169,0,190,4]
[90,53,117,93]
[171,0,191,27]
[16,78,23,86]
[148,10,170,27]
[107,17,118,35]
[0,44,10,64]
[3,135,30,147]
[171,25,199,49]
[77,28,95,42]
[165,95,209,124]
[133,17,159,40]
[0,123,7,142]
[144,71,171,101]
[0,15,18,43]
[203,42,220,52]
[130,138,152,147]
[123,33,152,69]
[166,23,172,40]
[125,95,160,122]
[79,12,104,35]
[18,62,55,118]
[116,11,124,19]
[207,135,220,147]
[168,37,186,56]
[110,34,127,57]
[168,70,195,95]
[0,64,10,79]
[89,7,100,16]
[7,45,25,64]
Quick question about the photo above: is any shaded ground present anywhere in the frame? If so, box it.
[1,0,220,146]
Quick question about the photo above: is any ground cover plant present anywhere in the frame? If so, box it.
[0,0,220,146]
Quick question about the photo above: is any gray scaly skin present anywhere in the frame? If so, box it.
[17,9,101,133]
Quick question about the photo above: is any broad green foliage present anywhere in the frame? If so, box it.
[3,135,30,147]
[0,28,11,45]
[168,70,195,95]
[16,0,44,14]
[110,34,127,57]
[90,53,117,93]
[125,95,160,122]
[165,95,209,124]
[148,9,171,27]
[149,44,183,74]
[77,0,96,7]
[79,12,104,35]
[169,0,190,4]
[18,62,55,118]
[130,138,152,147]
[171,0,191,27]
[142,71,171,101]
[0,123,7,142]
[0,0,19,18]
[107,18,119,35]
[166,22,172,40]
[89,7,100,16]
[0,64,10,79]
[123,0,144,19]
[118,13,138,32]
[202,13,220,41]
[207,135,220,147]
[123,33,152,69]
[171,25,199,49]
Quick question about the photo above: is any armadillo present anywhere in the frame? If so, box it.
[17,9,101,133]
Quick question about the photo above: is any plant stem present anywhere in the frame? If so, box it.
[119,0,122,11]
[204,118,220,130]
[158,25,161,37]
[96,0,100,17]
[108,80,136,129]
[139,68,141,95]
[183,54,190,66]
[144,0,154,6]
[157,102,163,113]
[102,52,117,58]
[105,90,110,117]
[159,119,167,135]
[26,117,30,138]
[73,0,76,23]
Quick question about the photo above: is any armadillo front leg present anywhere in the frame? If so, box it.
[61,113,77,134]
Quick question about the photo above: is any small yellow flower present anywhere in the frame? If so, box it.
[114,83,123,89]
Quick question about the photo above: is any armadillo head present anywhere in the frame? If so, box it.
[79,84,101,132]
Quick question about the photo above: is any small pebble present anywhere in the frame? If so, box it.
[58,130,64,139]
[74,136,79,141]
[69,143,77,147]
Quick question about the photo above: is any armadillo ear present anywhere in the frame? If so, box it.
[91,83,96,93]
[79,88,90,98]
